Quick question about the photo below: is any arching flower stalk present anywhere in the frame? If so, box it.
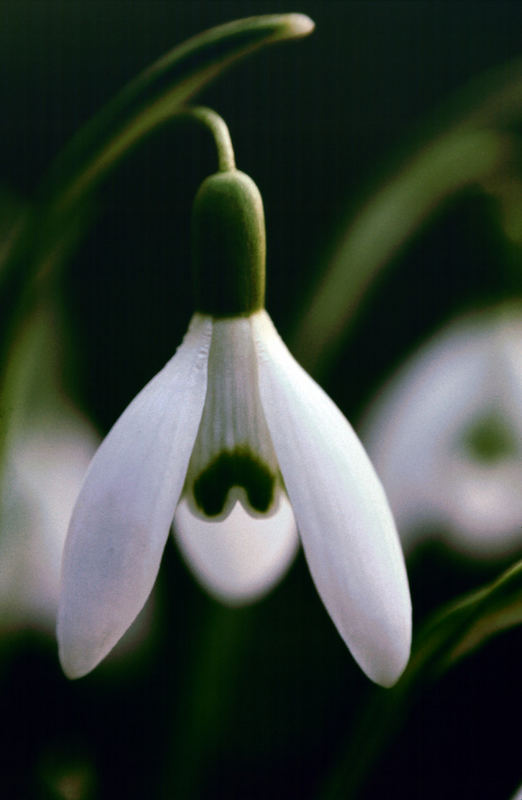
[58,117,411,686]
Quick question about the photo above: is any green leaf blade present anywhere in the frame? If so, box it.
[41,14,314,214]
[319,557,522,799]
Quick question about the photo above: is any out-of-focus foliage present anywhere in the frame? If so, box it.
[292,68,522,374]
[321,555,522,799]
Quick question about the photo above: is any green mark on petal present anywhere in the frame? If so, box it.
[193,448,275,516]
[463,412,517,462]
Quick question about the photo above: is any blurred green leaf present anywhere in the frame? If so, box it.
[420,558,522,672]
[0,189,27,274]
[321,557,522,799]
[292,60,522,376]
[0,209,93,468]
[3,300,76,433]
[1,13,313,292]
[40,13,314,216]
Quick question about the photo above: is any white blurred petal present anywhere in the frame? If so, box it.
[496,314,522,440]
[363,310,522,558]
[173,489,299,604]
[0,416,98,630]
[364,318,492,546]
[447,456,522,553]
[58,314,212,678]
[252,311,411,687]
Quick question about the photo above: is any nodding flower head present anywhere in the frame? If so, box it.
[57,167,411,686]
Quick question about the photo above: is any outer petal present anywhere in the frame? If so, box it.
[58,314,212,678]
[252,311,411,687]
[173,489,299,604]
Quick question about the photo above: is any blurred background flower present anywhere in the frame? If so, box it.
[363,306,522,560]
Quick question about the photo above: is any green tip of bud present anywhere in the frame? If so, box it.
[191,170,266,316]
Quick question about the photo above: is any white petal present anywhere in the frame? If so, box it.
[252,311,411,687]
[173,489,299,604]
[58,314,212,678]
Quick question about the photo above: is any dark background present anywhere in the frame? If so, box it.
[1,2,522,798]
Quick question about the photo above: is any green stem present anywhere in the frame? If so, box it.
[38,14,312,221]
[319,682,413,800]
[163,602,253,798]
[177,106,236,172]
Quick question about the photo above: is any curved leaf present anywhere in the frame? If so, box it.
[416,558,522,674]
[1,14,314,291]
[41,13,314,215]
[292,59,522,375]
[320,557,522,799]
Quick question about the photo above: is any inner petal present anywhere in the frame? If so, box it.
[173,489,299,604]
[184,315,280,517]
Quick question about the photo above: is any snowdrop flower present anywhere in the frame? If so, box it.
[58,168,411,685]
[363,308,522,559]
